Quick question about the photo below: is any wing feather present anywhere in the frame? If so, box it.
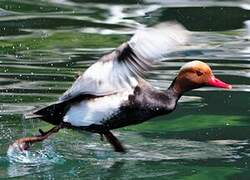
[59,21,190,102]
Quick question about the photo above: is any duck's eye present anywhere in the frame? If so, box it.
[196,70,203,76]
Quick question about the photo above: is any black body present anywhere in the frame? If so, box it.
[33,82,181,133]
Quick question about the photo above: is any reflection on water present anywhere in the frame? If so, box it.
[0,0,250,179]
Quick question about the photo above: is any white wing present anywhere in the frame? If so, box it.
[59,21,190,102]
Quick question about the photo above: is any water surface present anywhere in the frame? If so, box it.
[0,0,250,179]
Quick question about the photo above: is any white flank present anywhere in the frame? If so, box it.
[63,90,133,127]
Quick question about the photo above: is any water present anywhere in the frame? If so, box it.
[0,0,250,179]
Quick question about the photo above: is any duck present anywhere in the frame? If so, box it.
[12,22,232,153]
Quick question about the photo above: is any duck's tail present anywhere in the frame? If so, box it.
[24,101,69,125]
[23,112,43,119]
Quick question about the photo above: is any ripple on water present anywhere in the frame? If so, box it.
[52,131,245,162]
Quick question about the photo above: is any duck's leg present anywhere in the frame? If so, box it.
[103,131,126,153]
[12,123,63,151]
[99,133,104,141]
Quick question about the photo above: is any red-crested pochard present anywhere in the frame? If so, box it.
[12,22,231,153]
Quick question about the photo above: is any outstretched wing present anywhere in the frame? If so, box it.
[60,22,190,102]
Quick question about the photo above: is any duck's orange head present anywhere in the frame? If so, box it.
[174,60,232,93]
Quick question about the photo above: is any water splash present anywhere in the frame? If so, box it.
[7,141,64,165]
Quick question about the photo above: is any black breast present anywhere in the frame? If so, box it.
[103,84,179,130]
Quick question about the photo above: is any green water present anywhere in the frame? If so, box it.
[0,0,250,179]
